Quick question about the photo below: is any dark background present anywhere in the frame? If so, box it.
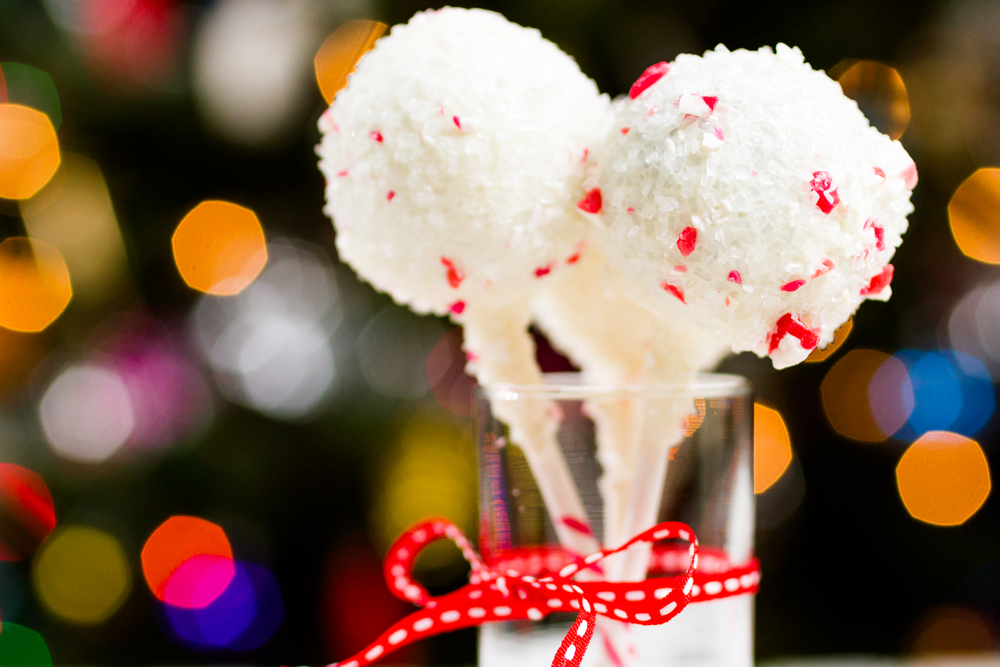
[1,0,999,664]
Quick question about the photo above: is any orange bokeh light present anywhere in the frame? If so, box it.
[754,403,792,494]
[821,349,904,442]
[172,200,267,296]
[806,317,852,363]
[0,237,72,333]
[949,168,1000,265]
[141,516,233,601]
[836,60,910,140]
[0,104,60,200]
[896,431,990,526]
[315,20,387,105]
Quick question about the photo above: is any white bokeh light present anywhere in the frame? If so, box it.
[356,306,446,399]
[192,239,342,419]
[192,0,320,144]
[39,363,135,463]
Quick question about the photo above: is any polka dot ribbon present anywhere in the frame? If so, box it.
[328,518,760,667]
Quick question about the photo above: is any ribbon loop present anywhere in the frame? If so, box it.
[334,519,759,667]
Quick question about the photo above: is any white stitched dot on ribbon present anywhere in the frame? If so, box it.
[414,618,433,632]
[613,609,628,619]
[527,608,543,621]
[635,613,651,621]
[404,585,421,599]
[469,608,486,618]
[625,591,645,601]
[594,603,608,613]
[725,578,740,592]
[559,565,577,577]
[654,588,672,599]
[704,581,723,595]
[388,630,407,645]
[547,599,562,608]
[577,620,588,636]
[569,600,580,610]
[342,661,359,667]
[412,529,427,543]
[469,590,482,599]
[494,606,512,617]
[582,599,591,612]
[679,530,690,541]
[660,601,677,616]
[441,610,460,623]
[546,584,558,591]
[597,591,615,602]
[565,645,577,661]
[365,646,384,661]
[653,529,671,539]
[683,578,694,595]
[584,552,603,564]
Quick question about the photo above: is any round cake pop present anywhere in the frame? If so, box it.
[591,44,916,368]
[317,7,608,319]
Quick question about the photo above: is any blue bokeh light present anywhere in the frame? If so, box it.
[163,561,284,651]
[889,349,995,441]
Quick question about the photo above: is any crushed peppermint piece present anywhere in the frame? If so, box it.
[811,171,840,214]
[860,264,893,296]
[441,257,464,288]
[873,166,886,180]
[337,169,349,177]
[534,265,552,278]
[899,162,918,189]
[387,190,396,201]
[577,188,602,213]
[811,258,835,278]
[566,252,580,264]
[453,116,462,129]
[673,265,687,273]
[727,270,742,284]
[768,313,819,353]
[702,95,719,111]
[620,127,630,135]
[781,279,806,292]
[873,223,885,251]
[630,62,671,99]
[370,131,384,142]
[662,282,686,303]
[449,300,466,314]
[677,227,697,256]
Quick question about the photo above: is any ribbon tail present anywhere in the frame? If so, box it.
[551,610,596,667]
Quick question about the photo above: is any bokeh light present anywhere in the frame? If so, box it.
[32,525,132,625]
[357,306,445,399]
[908,606,998,653]
[0,238,72,332]
[426,327,475,416]
[315,20,387,104]
[0,104,60,200]
[0,464,56,562]
[891,349,995,440]
[39,362,134,463]
[0,623,52,666]
[172,200,267,296]
[835,60,910,139]
[0,63,61,129]
[896,431,990,526]
[191,239,340,419]
[142,516,234,610]
[20,153,130,306]
[821,349,910,442]
[0,328,46,400]
[755,457,806,530]
[806,318,852,363]
[371,415,475,573]
[950,168,1000,265]
[194,0,323,144]
[753,403,792,494]
[97,315,213,453]
[163,561,284,651]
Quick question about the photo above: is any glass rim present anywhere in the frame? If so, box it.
[478,372,751,400]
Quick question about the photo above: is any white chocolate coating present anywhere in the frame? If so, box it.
[594,44,916,368]
[317,7,609,318]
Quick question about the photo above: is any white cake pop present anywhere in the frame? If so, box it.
[591,44,916,368]
[317,7,607,320]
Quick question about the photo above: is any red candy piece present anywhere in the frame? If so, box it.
[560,516,594,537]
[873,224,885,251]
[387,190,395,201]
[899,162,918,189]
[577,188,602,214]
[534,265,552,278]
[781,280,806,292]
[702,96,719,112]
[810,171,840,214]
[768,313,819,354]
[673,265,687,273]
[629,62,671,99]
[873,166,886,180]
[453,116,462,129]
[662,282,686,304]
[860,265,894,296]
[566,252,580,264]
[441,257,464,288]
[337,169,348,177]
[811,258,835,278]
[370,131,383,143]
[728,270,742,284]
[620,127,630,135]
[677,227,697,257]
[449,301,466,315]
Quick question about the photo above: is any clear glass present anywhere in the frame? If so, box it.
[476,373,754,667]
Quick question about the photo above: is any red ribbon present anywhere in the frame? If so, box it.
[331,519,760,667]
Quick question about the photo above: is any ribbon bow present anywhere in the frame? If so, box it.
[333,519,760,667]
